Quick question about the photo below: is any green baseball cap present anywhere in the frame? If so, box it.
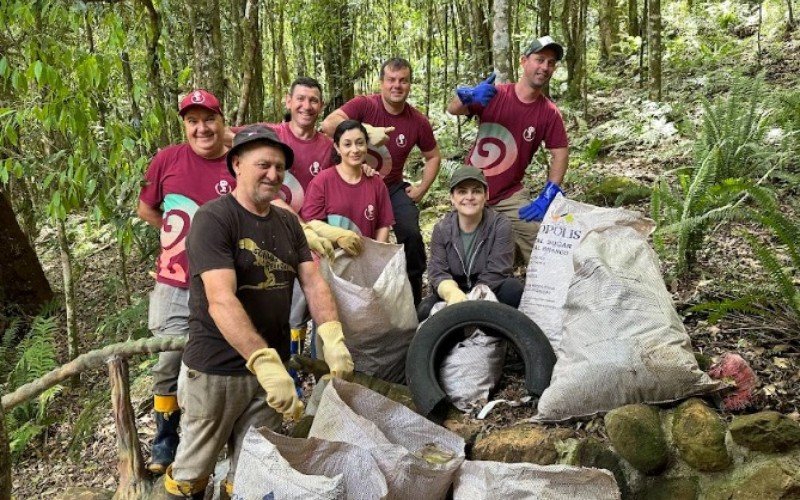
[449,166,488,192]
[524,35,564,61]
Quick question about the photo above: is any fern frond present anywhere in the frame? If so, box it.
[6,315,58,390]
[691,295,768,324]
[743,232,798,311]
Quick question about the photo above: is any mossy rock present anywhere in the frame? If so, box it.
[705,456,800,500]
[672,398,731,472]
[639,477,699,500]
[579,176,651,207]
[564,437,632,499]
[729,411,800,452]
[605,404,668,475]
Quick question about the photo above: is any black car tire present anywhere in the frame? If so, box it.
[406,300,556,417]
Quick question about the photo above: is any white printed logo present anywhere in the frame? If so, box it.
[364,204,376,221]
[215,179,231,195]
[396,134,406,147]
[523,126,536,142]
[309,161,321,176]
[191,90,205,104]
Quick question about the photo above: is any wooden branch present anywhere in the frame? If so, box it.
[110,356,153,499]
[1,337,186,411]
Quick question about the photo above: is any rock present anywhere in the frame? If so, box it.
[443,417,482,447]
[384,383,416,411]
[605,404,668,474]
[56,488,114,500]
[729,411,800,452]
[707,456,800,500]
[672,398,731,471]
[639,477,699,500]
[471,425,575,465]
[563,437,631,499]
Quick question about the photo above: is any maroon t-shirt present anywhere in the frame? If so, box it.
[300,167,395,239]
[339,94,437,186]
[230,122,334,212]
[185,195,312,374]
[466,84,568,205]
[138,143,235,288]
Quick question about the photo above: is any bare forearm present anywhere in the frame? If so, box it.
[301,271,339,325]
[375,227,390,243]
[208,298,268,360]
[447,96,469,115]
[547,148,569,185]
[321,110,348,138]
[137,201,162,229]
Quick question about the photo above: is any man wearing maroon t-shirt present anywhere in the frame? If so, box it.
[321,58,442,305]
[137,89,234,475]
[447,36,570,263]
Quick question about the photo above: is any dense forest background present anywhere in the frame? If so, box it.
[1,0,798,496]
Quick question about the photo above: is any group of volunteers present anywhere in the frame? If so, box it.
[137,35,569,499]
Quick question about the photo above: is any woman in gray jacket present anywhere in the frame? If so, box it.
[418,166,524,321]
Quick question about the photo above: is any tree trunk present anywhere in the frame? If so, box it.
[235,0,259,125]
[599,0,620,61]
[187,0,225,100]
[648,0,662,100]
[787,0,795,29]
[628,0,639,36]
[492,0,511,83]
[539,0,551,35]
[0,188,53,315]
[56,218,78,372]
[110,356,152,499]
[319,0,354,115]
[562,0,588,101]
[137,0,170,145]
[425,0,434,115]
[470,0,493,75]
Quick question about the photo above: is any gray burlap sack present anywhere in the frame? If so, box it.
[319,239,417,382]
[535,228,720,421]
[453,460,621,499]
[434,285,507,411]
[309,378,465,500]
[519,195,652,356]
[232,426,388,500]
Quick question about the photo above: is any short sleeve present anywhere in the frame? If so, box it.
[375,181,395,229]
[299,175,327,222]
[186,206,235,277]
[339,96,370,121]
[138,152,166,208]
[416,115,437,153]
[286,212,313,264]
[544,107,569,149]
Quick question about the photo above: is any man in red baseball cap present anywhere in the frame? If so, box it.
[137,88,235,476]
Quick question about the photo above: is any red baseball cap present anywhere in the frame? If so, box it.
[179,89,222,116]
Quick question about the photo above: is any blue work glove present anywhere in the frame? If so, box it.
[456,73,497,107]
[519,181,563,222]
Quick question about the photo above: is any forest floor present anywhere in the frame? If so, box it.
[10,47,800,498]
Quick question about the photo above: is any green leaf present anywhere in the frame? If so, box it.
[0,57,8,78]
[33,60,43,83]
[122,138,136,151]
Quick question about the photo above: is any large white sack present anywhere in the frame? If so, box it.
[318,239,418,382]
[519,195,651,355]
[535,228,720,421]
[232,426,388,500]
[309,378,465,500]
[434,285,507,411]
[454,460,621,500]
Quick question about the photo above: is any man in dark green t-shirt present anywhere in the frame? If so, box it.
[162,125,354,499]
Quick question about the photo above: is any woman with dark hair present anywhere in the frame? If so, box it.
[418,165,523,321]
[301,120,394,245]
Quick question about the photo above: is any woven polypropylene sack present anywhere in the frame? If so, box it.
[232,426,388,500]
[519,195,652,356]
[435,285,507,411]
[535,228,720,421]
[319,239,418,382]
[309,378,465,500]
[454,460,621,500]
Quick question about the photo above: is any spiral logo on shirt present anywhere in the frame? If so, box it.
[309,161,321,176]
[364,204,376,221]
[469,123,517,177]
[215,179,232,195]
[278,172,304,212]
[523,126,536,142]
[365,145,393,177]
[396,134,407,147]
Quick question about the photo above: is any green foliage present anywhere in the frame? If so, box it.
[67,388,110,462]
[2,314,61,459]
[94,295,150,344]
[578,175,651,207]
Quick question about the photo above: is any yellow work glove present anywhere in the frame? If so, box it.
[316,321,355,379]
[363,123,396,147]
[246,348,304,420]
[302,223,334,260]
[306,220,364,256]
[437,279,468,305]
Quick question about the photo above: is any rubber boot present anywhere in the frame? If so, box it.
[163,465,207,500]
[219,479,234,500]
[148,395,181,475]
